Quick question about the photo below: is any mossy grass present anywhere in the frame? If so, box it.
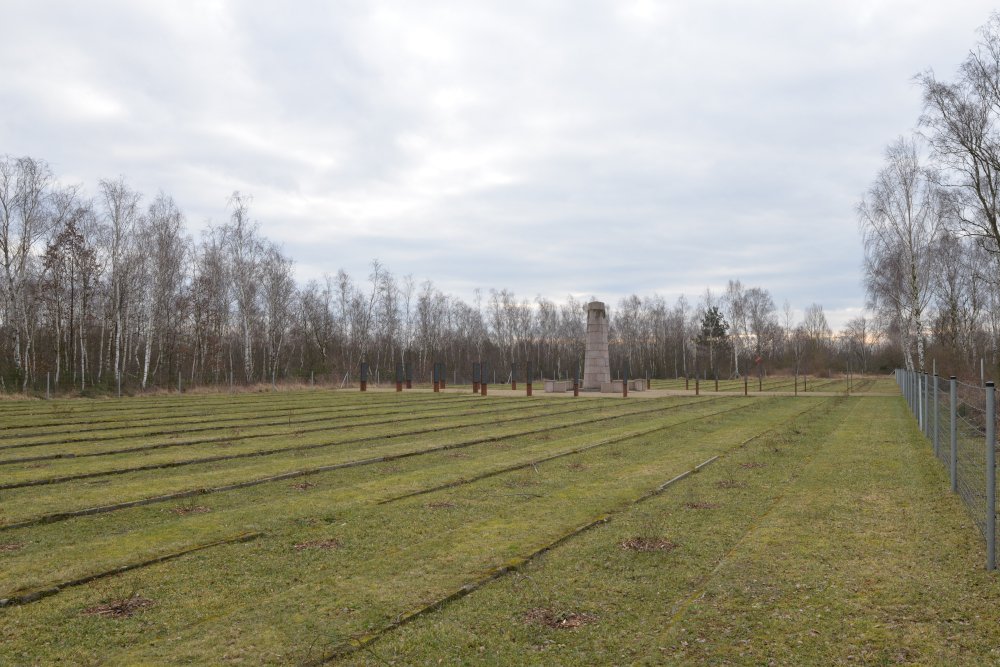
[9,389,981,665]
[342,396,999,666]
[0,391,825,663]
[0,398,717,524]
[649,375,898,395]
[0,397,646,482]
[0,398,784,595]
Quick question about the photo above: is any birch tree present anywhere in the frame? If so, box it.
[0,156,54,387]
[919,14,1000,255]
[99,177,142,385]
[859,137,948,371]
[222,192,263,382]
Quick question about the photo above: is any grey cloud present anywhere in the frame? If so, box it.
[2,0,997,333]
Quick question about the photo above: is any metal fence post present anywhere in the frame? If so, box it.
[987,382,996,571]
[920,372,926,435]
[909,370,914,414]
[928,373,933,439]
[925,373,931,438]
[905,370,910,411]
[925,373,930,435]
[918,373,924,432]
[924,373,929,437]
[950,376,958,494]
[909,370,913,416]
[919,372,924,434]
[909,370,914,413]
[899,369,910,408]
[926,373,932,438]
[934,374,940,457]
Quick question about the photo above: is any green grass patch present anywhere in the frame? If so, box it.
[2,389,989,665]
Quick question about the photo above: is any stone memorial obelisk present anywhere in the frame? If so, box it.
[583,301,610,390]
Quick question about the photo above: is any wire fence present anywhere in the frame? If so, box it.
[896,369,997,570]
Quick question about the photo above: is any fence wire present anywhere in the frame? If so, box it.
[896,369,997,571]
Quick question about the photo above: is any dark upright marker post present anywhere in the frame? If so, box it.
[405,356,412,389]
[481,362,488,396]
[395,362,403,392]
[440,362,446,389]
[472,362,481,393]
[360,361,368,392]
[511,362,517,391]
[573,361,579,397]
[526,361,533,397]
[433,362,439,392]
[623,362,629,398]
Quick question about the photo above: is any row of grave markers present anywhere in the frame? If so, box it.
[356,361,636,398]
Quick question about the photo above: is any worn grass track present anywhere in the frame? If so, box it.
[0,397,717,525]
[0,398,599,478]
[0,398,762,595]
[3,387,987,665]
[0,394,483,451]
[339,395,1000,666]
[648,375,897,395]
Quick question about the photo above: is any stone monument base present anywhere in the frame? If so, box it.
[599,379,647,393]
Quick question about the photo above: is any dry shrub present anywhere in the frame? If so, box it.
[620,537,678,552]
[291,482,315,490]
[0,542,24,552]
[683,501,719,510]
[740,462,766,469]
[293,539,341,551]
[170,505,211,516]
[426,501,456,509]
[717,479,747,489]
[83,594,154,619]
[525,607,597,629]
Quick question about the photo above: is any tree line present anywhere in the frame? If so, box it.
[860,13,1000,377]
[1,155,879,395]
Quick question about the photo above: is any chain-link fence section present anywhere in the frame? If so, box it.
[896,369,997,570]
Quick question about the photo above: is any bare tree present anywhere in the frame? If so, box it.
[859,137,948,371]
[744,286,777,373]
[262,245,295,384]
[141,193,188,388]
[919,14,1000,254]
[843,316,878,375]
[98,176,143,386]
[222,192,264,383]
[0,156,54,388]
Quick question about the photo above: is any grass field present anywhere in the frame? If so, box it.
[647,375,898,394]
[1,383,997,665]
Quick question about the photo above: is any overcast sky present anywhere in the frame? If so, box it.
[2,1,997,330]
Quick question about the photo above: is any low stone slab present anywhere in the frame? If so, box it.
[599,380,646,393]
[544,380,571,393]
